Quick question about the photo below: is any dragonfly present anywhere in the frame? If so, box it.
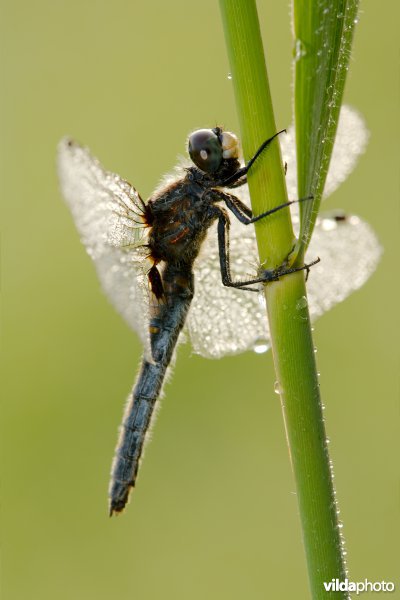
[58,105,381,515]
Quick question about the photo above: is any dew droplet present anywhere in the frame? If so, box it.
[274,381,282,395]
[258,294,266,308]
[253,337,269,354]
[321,217,338,231]
[227,72,232,80]
[294,39,307,61]
[296,296,308,310]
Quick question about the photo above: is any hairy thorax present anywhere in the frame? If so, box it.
[146,178,216,264]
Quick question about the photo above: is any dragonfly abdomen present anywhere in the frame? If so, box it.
[109,361,164,515]
[109,264,195,515]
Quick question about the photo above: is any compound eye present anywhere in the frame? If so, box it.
[188,129,222,174]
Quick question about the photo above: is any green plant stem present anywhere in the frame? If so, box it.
[219,2,346,598]
[219,1,294,269]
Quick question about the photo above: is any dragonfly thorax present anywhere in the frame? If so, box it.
[146,182,216,266]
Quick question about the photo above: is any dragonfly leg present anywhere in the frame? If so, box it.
[226,157,286,189]
[262,258,321,283]
[215,208,261,292]
[228,175,248,189]
[216,129,286,187]
[212,189,313,225]
[215,207,319,291]
[244,195,313,225]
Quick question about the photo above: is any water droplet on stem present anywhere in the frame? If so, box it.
[253,338,269,354]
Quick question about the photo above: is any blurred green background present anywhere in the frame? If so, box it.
[2,1,398,598]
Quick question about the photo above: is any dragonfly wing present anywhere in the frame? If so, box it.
[58,138,151,354]
[280,105,369,200]
[323,106,369,198]
[91,247,152,353]
[306,212,382,319]
[188,215,269,359]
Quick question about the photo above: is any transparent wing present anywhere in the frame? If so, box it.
[280,105,369,200]
[306,213,382,317]
[188,215,267,358]
[58,109,378,362]
[188,189,381,359]
[58,138,151,354]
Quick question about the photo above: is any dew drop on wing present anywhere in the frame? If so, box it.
[253,338,269,354]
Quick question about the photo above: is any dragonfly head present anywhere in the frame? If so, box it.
[188,128,239,174]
